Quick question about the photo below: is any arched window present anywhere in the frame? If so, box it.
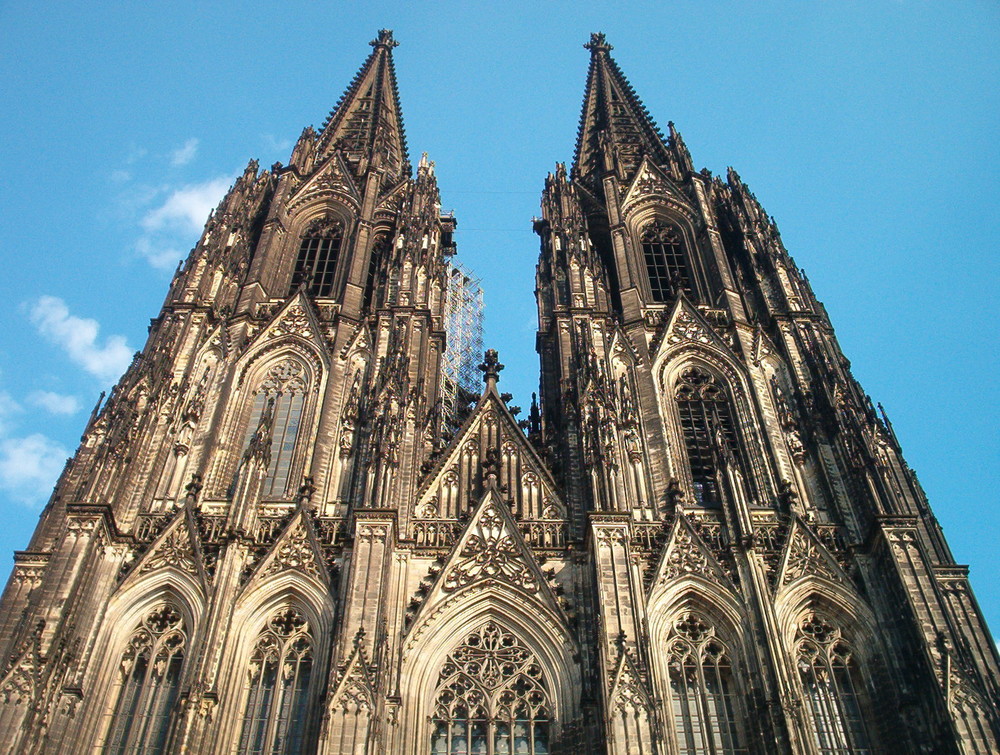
[362,233,390,312]
[292,217,343,297]
[674,368,740,507]
[795,613,871,754]
[238,607,314,755]
[430,621,550,755]
[242,359,308,497]
[665,612,746,754]
[105,604,187,754]
[641,221,692,302]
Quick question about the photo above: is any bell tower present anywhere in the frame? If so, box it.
[534,32,1000,754]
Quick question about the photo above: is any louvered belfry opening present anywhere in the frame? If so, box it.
[292,217,343,298]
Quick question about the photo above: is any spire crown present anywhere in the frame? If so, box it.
[370,28,398,49]
[585,32,613,54]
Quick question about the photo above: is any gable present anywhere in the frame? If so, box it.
[414,392,564,523]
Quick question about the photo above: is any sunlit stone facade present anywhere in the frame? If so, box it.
[0,30,997,755]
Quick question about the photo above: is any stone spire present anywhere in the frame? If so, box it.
[573,32,672,182]
[315,28,409,178]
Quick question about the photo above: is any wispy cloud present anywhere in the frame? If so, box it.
[28,390,81,416]
[0,434,68,507]
[0,389,66,507]
[170,138,199,167]
[29,296,133,383]
[135,176,231,268]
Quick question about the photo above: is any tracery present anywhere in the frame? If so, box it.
[795,612,871,754]
[665,611,746,755]
[243,359,308,497]
[641,221,692,302]
[430,621,550,755]
[237,607,315,755]
[674,367,740,507]
[292,216,343,297]
[105,604,187,755]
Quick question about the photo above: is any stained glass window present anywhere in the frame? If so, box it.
[243,360,307,497]
[666,612,746,754]
[106,604,186,754]
[238,608,314,755]
[796,613,871,754]
[430,622,550,755]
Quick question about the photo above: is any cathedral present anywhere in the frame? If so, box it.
[1,29,998,755]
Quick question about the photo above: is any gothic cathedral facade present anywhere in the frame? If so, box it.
[0,30,997,755]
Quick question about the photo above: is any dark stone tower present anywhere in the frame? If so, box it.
[0,30,995,755]
[533,32,999,754]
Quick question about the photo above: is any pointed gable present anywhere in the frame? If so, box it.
[648,514,734,597]
[414,389,565,522]
[621,155,690,212]
[287,152,361,213]
[775,518,851,591]
[573,33,672,183]
[652,296,735,361]
[244,509,330,589]
[315,29,408,178]
[413,483,567,625]
[328,636,377,713]
[239,294,330,386]
[124,508,209,590]
[608,647,654,713]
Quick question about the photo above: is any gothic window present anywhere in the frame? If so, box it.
[238,608,314,755]
[665,612,746,755]
[292,217,343,297]
[242,360,308,497]
[674,368,740,507]
[641,221,692,302]
[795,613,871,755]
[362,233,390,312]
[105,604,187,755]
[430,622,550,755]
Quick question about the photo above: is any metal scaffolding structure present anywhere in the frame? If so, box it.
[441,261,484,427]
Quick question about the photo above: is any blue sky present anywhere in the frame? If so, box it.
[0,2,997,634]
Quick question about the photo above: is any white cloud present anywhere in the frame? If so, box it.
[29,296,133,383]
[141,176,230,236]
[0,391,22,435]
[135,237,185,270]
[170,138,199,167]
[0,434,68,507]
[28,391,81,416]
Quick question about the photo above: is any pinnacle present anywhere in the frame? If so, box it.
[370,28,398,49]
[584,31,613,54]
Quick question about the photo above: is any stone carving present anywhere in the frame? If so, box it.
[443,502,538,593]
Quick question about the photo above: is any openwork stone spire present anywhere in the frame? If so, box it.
[316,29,409,176]
[573,31,672,181]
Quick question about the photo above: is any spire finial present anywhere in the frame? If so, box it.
[479,349,504,389]
[370,29,398,49]
[584,32,613,54]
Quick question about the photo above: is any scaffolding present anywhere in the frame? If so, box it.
[441,261,484,428]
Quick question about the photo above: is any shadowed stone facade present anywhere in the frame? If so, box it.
[0,30,996,755]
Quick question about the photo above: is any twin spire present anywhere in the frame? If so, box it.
[574,31,674,181]
[316,29,409,177]
[316,30,674,183]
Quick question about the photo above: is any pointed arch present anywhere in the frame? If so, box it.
[655,347,777,509]
[208,329,329,500]
[400,588,579,755]
[776,589,880,755]
[647,584,751,755]
[217,578,335,755]
[88,580,205,753]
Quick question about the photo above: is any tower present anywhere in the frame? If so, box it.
[0,29,996,755]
